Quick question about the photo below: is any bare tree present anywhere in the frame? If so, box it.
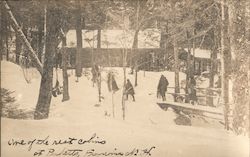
[2,1,43,74]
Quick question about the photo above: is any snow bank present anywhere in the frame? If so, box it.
[1,61,40,110]
[1,61,249,157]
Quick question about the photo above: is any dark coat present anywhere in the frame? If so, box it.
[91,65,100,83]
[188,77,197,101]
[107,72,119,92]
[125,79,135,95]
[111,76,119,92]
[189,88,197,101]
[157,75,169,97]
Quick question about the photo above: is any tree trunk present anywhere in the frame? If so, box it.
[43,5,47,64]
[3,8,9,61]
[15,33,22,64]
[132,30,140,48]
[0,32,3,60]
[207,29,218,107]
[75,0,82,78]
[132,30,139,49]
[135,67,138,87]
[132,30,139,87]
[160,25,168,49]
[3,1,43,74]
[0,4,4,61]
[112,92,115,118]
[173,36,180,101]
[185,30,191,103]
[37,14,44,62]
[97,29,101,48]
[229,0,249,136]
[122,63,126,120]
[220,0,230,130]
[61,33,70,102]
[5,26,9,61]
[122,48,127,120]
[34,4,60,119]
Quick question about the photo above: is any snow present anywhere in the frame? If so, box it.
[1,61,249,157]
[1,61,40,110]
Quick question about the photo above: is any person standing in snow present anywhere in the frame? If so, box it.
[157,74,169,101]
[188,76,197,105]
[91,64,100,86]
[107,71,119,93]
[125,79,135,101]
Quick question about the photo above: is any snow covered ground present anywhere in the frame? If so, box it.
[1,61,249,157]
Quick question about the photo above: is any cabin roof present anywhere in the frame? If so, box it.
[58,29,160,48]
[184,48,220,59]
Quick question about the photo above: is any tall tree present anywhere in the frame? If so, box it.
[34,2,61,119]
[0,2,4,61]
[229,0,249,135]
[133,0,140,87]
[75,0,83,80]
[61,29,70,102]
[2,1,43,74]
[97,29,101,48]
[15,33,22,64]
[37,12,44,63]
[220,0,231,130]
[173,35,180,100]
[185,30,192,103]
[207,29,218,107]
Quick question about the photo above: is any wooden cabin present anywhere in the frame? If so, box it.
[58,30,220,74]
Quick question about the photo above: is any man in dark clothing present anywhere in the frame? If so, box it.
[125,79,135,101]
[91,64,101,86]
[188,77,197,105]
[157,75,169,101]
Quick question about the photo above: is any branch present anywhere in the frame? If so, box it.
[59,28,66,38]
[3,0,43,75]
[188,26,214,40]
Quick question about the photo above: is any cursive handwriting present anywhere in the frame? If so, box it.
[32,147,156,157]
[47,148,82,157]
[84,147,156,157]
[8,136,50,151]
[8,134,106,151]
[7,134,156,157]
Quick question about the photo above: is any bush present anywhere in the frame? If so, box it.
[1,88,34,119]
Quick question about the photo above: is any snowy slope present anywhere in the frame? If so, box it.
[1,61,249,157]
[1,61,41,110]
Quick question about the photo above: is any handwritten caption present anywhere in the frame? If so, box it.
[7,133,156,157]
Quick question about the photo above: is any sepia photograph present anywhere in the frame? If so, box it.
[0,0,249,156]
